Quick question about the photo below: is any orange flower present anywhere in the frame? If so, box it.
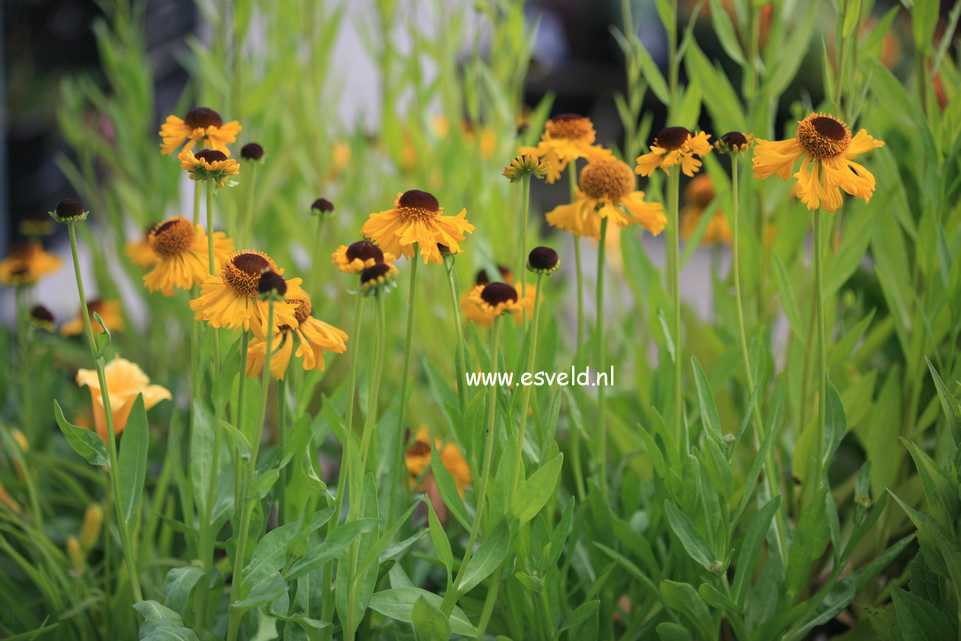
[405,426,471,496]
[159,107,241,156]
[76,357,171,442]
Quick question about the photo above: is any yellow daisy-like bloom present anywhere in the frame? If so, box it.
[361,190,475,265]
[189,251,305,338]
[460,267,537,327]
[62,299,125,336]
[680,174,732,245]
[636,127,713,177]
[752,112,884,212]
[0,242,62,286]
[76,356,171,443]
[143,217,234,296]
[159,107,242,156]
[519,114,614,183]
[405,426,471,496]
[125,226,160,268]
[546,158,666,239]
[467,282,530,317]
[245,296,348,380]
[178,148,240,188]
[331,240,396,274]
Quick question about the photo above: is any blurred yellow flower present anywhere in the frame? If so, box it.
[61,299,124,336]
[0,242,62,286]
[178,149,240,188]
[680,175,732,246]
[159,107,241,156]
[331,240,396,274]
[467,282,530,318]
[76,356,171,442]
[519,114,613,183]
[546,158,666,239]
[636,127,712,177]
[125,226,160,268]
[405,426,471,496]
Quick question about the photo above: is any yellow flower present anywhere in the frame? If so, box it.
[178,149,240,188]
[752,112,884,212]
[467,282,530,318]
[159,107,242,156]
[636,127,712,177]
[125,226,160,268]
[546,158,666,239]
[331,240,396,274]
[519,114,614,183]
[245,296,348,380]
[62,299,125,336]
[460,267,537,327]
[405,426,471,496]
[680,175,732,245]
[0,242,62,286]
[503,154,550,182]
[189,251,306,338]
[359,262,400,295]
[361,190,474,265]
[143,217,234,296]
[0,482,22,515]
[76,356,171,442]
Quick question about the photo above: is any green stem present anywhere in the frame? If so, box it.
[518,174,531,324]
[731,159,788,563]
[235,331,250,509]
[193,179,202,225]
[596,217,609,492]
[241,162,257,248]
[321,293,365,629]
[67,222,143,603]
[666,168,685,459]
[309,215,327,296]
[391,245,420,524]
[206,180,221,375]
[16,288,36,449]
[473,565,503,641]
[277,377,288,526]
[360,293,386,468]
[444,255,468,413]
[509,273,544,498]
[812,210,827,497]
[226,299,276,641]
[568,166,584,353]
[441,317,502,616]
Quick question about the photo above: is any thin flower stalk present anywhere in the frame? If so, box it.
[226,298,276,641]
[309,215,327,295]
[812,210,828,500]
[241,161,257,248]
[667,167,685,458]
[510,272,544,497]
[567,164,587,502]
[596,216,609,491]
[277,377,288,525]
[444,254,469,411]
[16,288,35,446]
[517,173,531,323]
[66,220,143,603]
[390,244,420,524]
[442,316,503,617]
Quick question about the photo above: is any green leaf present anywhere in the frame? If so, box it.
[892,586,952,641]
[285,519,377,581]
[367,588,477,638]
[691,357,721,442]
[118,394,149,532]
[163,563,205,617]
[412,596,451,641]
[708,0,745,63]
[54,399,109,467]
[823,384,847,464]
[783,487,831,606]
[557,600,600,635]
[664,500,714,571]
[427,500,453,582]
[733,496,781,607]
[457,522,510,596]
[660,580,712,640]
[508,453,563,529]
[430,439,471,532]
[189,400,215,516]
[842,0,862,37]
[772,254,805,344]
[656,622,694,641]
[912,0,939,55]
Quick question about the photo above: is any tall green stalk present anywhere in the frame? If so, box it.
[206,179,221,374]
[441,317,502,616]
[360,293,387,468]
[443,255,468,412]
[595,217,609,492]
[309,214,328,296]
[241,162,258,247]
[517,174,531,323]
[567,164,587,502]
[812,210,827,498]
[666,168,685,459]
[277,377,288,526]
[66,221,143,603]
[226,298,276,641]
[390,245,420,524]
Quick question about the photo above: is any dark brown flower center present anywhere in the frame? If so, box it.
[475,266,512,286]
[545,114,593,141]
[311,198,334,213]
[195,149,228,165]
[240,142,264,160]
[346,240,384,264]
[528,246,559,271]
[55,198,86,220]
[796,113,851,159]
[396,190,441,222]
[257,270,287,298]
[580,158,635,200]
[480,282,518,306]
[718,131,749,151]
[223,251,276,297]
[655,127,691,151]
[183,107,223,129]
[406,441,431,458]
[360,262,392,285]
[149,217,196,258]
